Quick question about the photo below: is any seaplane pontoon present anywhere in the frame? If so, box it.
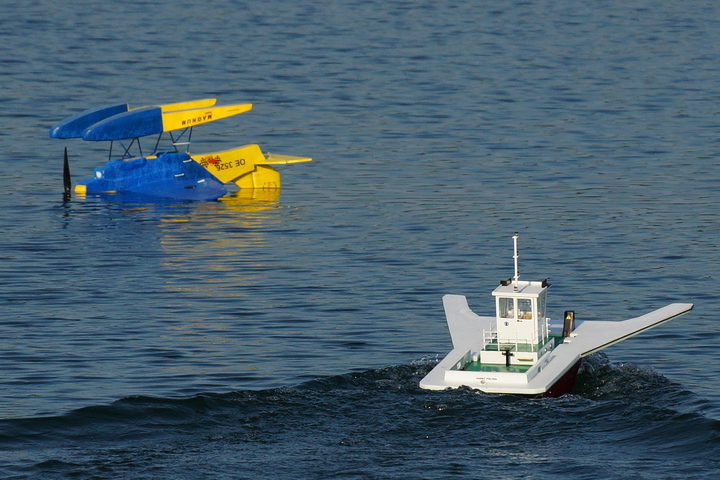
[420,233,693,396]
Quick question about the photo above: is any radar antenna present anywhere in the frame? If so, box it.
[513,232,520,291]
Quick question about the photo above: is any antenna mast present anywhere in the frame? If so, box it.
[512,232,519,290]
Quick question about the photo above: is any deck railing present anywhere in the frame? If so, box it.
[482,319,553,353]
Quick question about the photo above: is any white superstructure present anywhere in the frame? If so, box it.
[419,233,693,396]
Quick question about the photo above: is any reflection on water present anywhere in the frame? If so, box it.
[157,189,284,292]
[17,187,296,414]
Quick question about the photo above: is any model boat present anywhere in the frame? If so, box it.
[419,233,693,396]
[50,98,311,201]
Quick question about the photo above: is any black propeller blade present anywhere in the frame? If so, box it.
[63,147,71,197]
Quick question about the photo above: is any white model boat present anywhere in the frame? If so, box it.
[420,233,693,396]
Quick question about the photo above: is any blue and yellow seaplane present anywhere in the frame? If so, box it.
[50,98,311,201]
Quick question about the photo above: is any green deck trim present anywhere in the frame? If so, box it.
[459,334,566,373]
[462,361,532,373]
[484,343,535,353]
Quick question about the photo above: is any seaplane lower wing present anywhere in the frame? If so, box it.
[564,303,694,357]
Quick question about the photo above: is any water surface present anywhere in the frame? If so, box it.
[1,0,719,478]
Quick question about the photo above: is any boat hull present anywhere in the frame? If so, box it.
[419,294,692,396]
[540,359,581,397]
[422,359,581,397]
[420,346,582,397]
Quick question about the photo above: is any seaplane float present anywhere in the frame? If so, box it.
[50,98,311,201]
[420,233,693,396]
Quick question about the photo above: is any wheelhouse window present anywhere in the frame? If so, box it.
[517,298,533,319]
[537,293,546,320]
[499,297,514,318]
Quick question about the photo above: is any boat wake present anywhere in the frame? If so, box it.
[1,359,718,479]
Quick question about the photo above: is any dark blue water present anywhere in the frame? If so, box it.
[2,0,720,478]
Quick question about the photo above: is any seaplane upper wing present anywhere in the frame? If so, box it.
[81,102,251,141]
[50,103,130,139]
[49,99,230,140]
[564,303,693,357]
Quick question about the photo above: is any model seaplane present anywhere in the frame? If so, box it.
[420,233,693,396]
[50,98,311,201]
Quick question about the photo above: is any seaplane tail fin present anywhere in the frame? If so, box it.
[569,303,694,357]
[192,145,311,189]
[262,153,312,165]
[443,295,495,351]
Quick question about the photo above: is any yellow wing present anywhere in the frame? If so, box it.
[158,98,217,112]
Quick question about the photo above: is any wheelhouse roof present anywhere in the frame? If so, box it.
[492,280,548,298]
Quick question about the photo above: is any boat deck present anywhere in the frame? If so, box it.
[461,362,532,373]
[458,334,566,374]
